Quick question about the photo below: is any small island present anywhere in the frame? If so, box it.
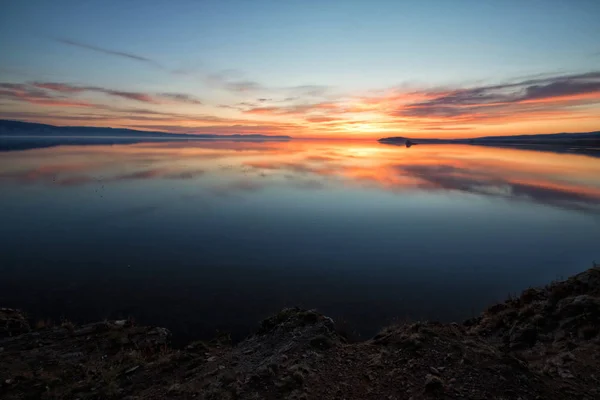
[0,120,292,151]
[0,120,293,141]
[379,131,600,154]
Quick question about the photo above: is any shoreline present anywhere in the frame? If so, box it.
[2,265,599,399]
[378,138,600,157]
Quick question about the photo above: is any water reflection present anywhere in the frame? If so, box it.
[1,139,600,342]
[2,140,599,213]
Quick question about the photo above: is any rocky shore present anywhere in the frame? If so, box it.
[1,266,599,399]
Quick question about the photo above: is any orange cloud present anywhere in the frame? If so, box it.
[2,71,599,138]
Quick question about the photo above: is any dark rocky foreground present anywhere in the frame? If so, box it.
[1,266,599,400]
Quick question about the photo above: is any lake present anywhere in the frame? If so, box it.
[1,139,599,342]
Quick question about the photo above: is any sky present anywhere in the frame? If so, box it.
[1,0,599,139]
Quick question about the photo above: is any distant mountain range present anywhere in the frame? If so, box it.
[379,131,600,148]
[0,120,292,140]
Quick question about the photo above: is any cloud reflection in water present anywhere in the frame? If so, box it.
[1,140,599,213]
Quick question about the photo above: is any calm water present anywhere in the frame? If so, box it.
[1,139,599,341]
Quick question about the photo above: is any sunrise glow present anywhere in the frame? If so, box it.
[1,1,599,138]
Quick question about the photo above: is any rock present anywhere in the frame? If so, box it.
[559,352,575,363]
[579,325,598,339]
[424,374,444,391]
[257,308,334,335]
[509,324,538,348]
[309,335,334,350]
[60,351,85,360]
[1,267,599,400]
[554,330,567,342]
[168,383,182,393]
[131,326,170,348]
[380,332,423,350]
[557,368,574,379]
[124,365,140,375]
[521,288,542,305]
[486,303,508,314]
[0,308,30,338]
[185,340,209,353]
[559,295,600,318]
[219,370,236,384]
[368,353,383,367]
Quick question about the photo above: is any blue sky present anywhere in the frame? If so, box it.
[1,0,599,137]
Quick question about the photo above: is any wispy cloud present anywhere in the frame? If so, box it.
[206,71,264,93]
[289,85,330,97]
[0,83,95,107]
[0,103,292,133]
[225,81,264,93]
[31,82,86,93]
[207,70,332,98]
[3,69,599,137]
[158,93,203,105]
[55,38,164,69]
[123,123,298,135]
[30,82,161,103]
[396,72,600,120]
[243,102,340,116]
[1,81,202,106]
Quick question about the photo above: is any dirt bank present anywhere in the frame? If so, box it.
[1,266,599,399]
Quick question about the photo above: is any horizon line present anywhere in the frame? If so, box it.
[1,118,598,141]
